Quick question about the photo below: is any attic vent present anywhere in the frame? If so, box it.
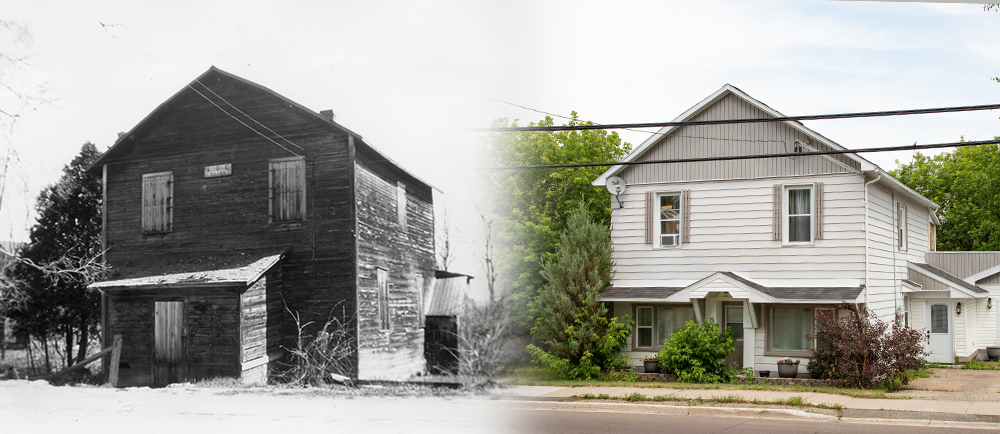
[319,109,335,121]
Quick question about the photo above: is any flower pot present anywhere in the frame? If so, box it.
[643,360,659,373]
[777,363,799,378]
[988,347,1000,361]
[758,370,770,378]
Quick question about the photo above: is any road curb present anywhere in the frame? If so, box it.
[498,400,1000,430]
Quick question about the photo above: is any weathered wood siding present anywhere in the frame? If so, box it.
[106,288,241,387]
[102,73,360,383]
[620,93,858,185]
[354,149,434,380]
[609,173,866,288]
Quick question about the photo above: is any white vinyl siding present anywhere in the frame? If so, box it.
[141,172,173,233]
[620,93,859,185]
[609,174,865,288]
[269,157,306,222]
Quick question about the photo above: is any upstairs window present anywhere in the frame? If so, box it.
[142,172,173,233]
[657,193,681,247]
[269,157,306,222]
[397,182,407,231]
[785,186,812,243]
[897,203,907,251]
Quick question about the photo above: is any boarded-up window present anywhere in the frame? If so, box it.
[929,222,936,251]
[377,268,390,331]
[269,157,306,222]
[415,274,424,328]
[397,182,407,231]
[142,172,173,233]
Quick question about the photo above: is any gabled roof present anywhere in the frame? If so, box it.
[599,271,863,303]
[90,249,286,290]
[909,262,988,296]
[89,66,435,192]
[591,84,937,210]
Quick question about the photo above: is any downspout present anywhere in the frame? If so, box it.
[891,190,898,324]
[863,174,881,308]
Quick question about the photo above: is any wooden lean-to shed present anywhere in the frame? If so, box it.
[423,270,472,375]
[88,67,436,387]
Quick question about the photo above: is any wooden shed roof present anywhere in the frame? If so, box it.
[90,248,286,290]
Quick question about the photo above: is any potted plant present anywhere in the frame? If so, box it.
[643,354,660,374]
[776,358,800,378]
[988,346,1000,361]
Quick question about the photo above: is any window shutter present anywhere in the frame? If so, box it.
[814,182,824,240]
[142,172,172,232]
[269,158,306,221]
[397,182,408,231]
[645,191,654,245]
[681,189,691,244]
[772,184,782,241]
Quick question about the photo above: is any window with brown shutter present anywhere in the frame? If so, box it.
[269,157,306,222]
[142,172,173,233]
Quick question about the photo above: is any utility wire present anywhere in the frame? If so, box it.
[185,84,301,157]
[193,80,304,150]
[468,103,1000,132]
[481,139,999,171]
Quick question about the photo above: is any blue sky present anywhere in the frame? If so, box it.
[2,1,999,298]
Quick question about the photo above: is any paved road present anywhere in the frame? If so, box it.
[502,404,1000,433]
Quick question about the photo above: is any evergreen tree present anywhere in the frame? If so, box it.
[525,202,631,379]
[7,143,103,369]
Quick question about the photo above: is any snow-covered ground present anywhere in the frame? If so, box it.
[0,380,516,433]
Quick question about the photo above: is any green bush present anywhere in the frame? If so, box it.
[657,318,734,383]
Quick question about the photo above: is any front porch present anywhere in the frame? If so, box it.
[600,271,865,376]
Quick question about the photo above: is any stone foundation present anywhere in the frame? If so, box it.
[633,372,835,386]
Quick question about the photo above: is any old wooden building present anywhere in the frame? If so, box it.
[88,67,435,386]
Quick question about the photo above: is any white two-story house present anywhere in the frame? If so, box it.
[593,85,1000,375]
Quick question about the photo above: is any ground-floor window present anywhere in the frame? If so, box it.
[768,307,812,354]
[634,304,696,350]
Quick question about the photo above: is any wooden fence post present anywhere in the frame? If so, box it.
[108,334,122,387]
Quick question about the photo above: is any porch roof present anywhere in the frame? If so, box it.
[600,272,863,303]
[910,262,987,295]
[90,249,287,290]
[599,286,683,301]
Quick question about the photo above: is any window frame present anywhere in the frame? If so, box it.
[268,156,307,223]
[764,305,817,357]
[782,184,814,246]
[632,304,697,351]
[655,191,683,249]
[376,268,390,331]
[397,182,407,232]
[141,171,173,234]
[896,203,907,251]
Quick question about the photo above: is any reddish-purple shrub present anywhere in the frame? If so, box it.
[807,303,926,390]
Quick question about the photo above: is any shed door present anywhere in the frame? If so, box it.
[926,301,953,364]
[154,301,186,386]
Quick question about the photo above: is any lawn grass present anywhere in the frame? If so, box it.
[509,365,911,400]
[569,391,842,410]
[962,359,1000,371]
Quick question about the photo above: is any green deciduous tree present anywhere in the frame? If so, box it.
[890,140,1000,251]
[481,113,631,308]
[5,143,103,370]
[525,202,632,380]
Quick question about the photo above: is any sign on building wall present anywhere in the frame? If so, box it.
[204,164,232,178]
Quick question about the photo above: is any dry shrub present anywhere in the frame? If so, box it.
[275,307,355,386]
[457,297,517,381]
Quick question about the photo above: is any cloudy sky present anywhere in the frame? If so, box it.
[2,1,999,295]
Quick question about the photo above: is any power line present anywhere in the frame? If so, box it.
[185,83,301,157]
[468,103,1000,132]
[481,139,999,171]
[193,80,304,150]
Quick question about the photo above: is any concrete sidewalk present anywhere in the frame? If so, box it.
[495,385,1000,417]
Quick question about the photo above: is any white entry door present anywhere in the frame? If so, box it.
[926,300,953,364]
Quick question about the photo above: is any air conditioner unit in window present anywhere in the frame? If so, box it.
[661,234,679,247]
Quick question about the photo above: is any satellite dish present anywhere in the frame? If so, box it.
[606,176,626,210]
[606,176,627,195]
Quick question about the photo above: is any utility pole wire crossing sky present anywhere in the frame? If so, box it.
[480,139,999,171]
[467,103,1000,132]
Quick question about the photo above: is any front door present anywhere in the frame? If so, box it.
[153,301,185,386]
[723,305,744,369]
[926,300,953,364]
